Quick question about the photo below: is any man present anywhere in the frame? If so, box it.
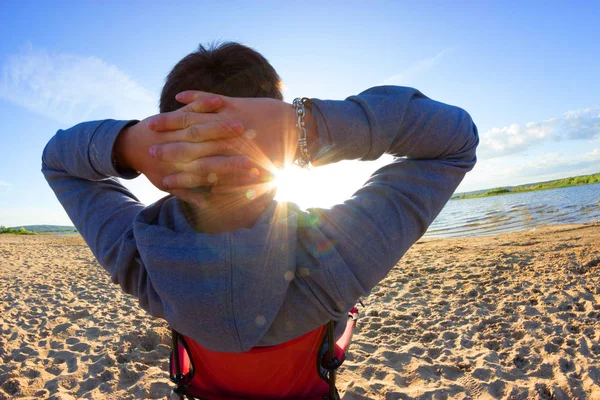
[42,42,479,353]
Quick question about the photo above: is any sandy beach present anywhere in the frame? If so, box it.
[1,223,599,399]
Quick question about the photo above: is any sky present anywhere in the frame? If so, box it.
[0,1,599,226]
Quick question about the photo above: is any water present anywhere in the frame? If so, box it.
[425,183,600,238]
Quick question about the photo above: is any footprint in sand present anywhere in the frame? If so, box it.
[45,364,64,376]
[511,354,529,371]
[457,374,484,398]
[558,358,575,373]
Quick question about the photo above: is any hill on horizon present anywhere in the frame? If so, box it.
[453,171,600,199]
[6,225,77,233]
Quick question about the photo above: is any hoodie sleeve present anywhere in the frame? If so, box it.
[258,86,479,345]
[41,119,143,256]
[41,120,171,318]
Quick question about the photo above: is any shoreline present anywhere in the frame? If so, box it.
[2,220,596,241]
[1,223,599,399]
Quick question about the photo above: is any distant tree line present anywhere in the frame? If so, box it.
[513,174,600,192]
[0,226,38,235]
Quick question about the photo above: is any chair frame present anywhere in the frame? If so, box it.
[169,308,359,400]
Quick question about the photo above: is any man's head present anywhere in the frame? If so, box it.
[160,42,283,113]
[160,42,282,232]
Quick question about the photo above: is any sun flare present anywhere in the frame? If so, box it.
[272,158,391,210]
[273,166,315,207]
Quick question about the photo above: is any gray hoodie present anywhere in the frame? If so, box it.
[42,86,478,353]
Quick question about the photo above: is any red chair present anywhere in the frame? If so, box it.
[169,307,359,400]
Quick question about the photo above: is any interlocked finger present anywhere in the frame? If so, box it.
[150,139,243,163]
[163,172,209,189]
[162,156,256,189]
[147,110,221,132]
[175,90,225,106]
[159,120,244,143]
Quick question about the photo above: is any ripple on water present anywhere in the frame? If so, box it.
[426,184,600,238]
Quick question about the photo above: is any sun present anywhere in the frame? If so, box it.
[272,157,393,210]
[273,166,315,208]
[272,163,357,210]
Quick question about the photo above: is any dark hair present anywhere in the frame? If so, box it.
[160,42,283,113]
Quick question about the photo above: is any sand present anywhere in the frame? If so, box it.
[1,223,599,399]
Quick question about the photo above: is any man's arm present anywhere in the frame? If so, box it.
[262,87,479,343]
[41,120,164,311]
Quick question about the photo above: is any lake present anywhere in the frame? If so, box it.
[424,183,600,238]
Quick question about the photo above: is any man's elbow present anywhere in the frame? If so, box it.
[41,136,53,172]
[450,108,479,169]
[41,130,64,173]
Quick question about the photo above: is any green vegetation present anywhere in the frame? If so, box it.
[0,225,78,235]
[453,172,600,200]
[7,225,77,233]
[0,226,38,235]
[484,188,511,196]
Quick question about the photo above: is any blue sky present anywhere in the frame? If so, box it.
[1,1,599,226]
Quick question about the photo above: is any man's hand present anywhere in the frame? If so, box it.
[113,95,259,191]
[145,91,314,190]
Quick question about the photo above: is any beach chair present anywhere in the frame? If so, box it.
[168,306,359,400]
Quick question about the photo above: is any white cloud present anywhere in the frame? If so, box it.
[479,107,600,159]
[0,180,14,194]
[585,148,600,161]
[382,48,453,86]
[0,43,158,125]
[517,149,600,176]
